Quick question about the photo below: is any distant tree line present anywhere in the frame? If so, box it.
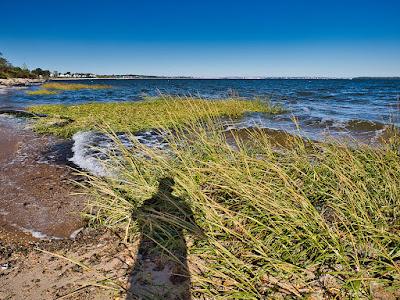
[0,52,51,79]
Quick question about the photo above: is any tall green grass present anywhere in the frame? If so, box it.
[28,96,284,138]
[79,104,399,299]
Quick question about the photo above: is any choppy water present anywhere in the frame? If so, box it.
[1,79,400,175]
[1,79,399,138]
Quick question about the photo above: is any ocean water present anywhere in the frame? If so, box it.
[1,78,400,176]
[2,78,399,130]
[2,79,399,238]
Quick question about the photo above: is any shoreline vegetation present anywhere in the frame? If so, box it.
[41,82,112,90]
[85,115,399,298]
[26,89,58,95]
[26,82,112,96]
[25,97,400,298]
[28,96,283,137]
[0,52,51,80]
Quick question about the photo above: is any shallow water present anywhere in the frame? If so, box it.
[1,79,399,141]
[2,79,400,176]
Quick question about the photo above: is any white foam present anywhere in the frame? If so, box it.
[69,131,113,177]
[69,130,168,177]
[12,224,63,240]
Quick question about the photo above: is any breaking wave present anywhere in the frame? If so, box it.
[69,130,168,177]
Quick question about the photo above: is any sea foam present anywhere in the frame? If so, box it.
[69,130,168,177]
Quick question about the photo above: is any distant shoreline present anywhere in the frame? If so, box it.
[0,78,45,88]
[50,77,400,80]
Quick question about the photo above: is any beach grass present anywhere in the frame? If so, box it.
[26,89,58,95]
[41,82,112,90]
[78,105,400,298]
[28,95,284,137]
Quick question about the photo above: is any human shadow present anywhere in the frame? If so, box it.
[127,177,199,300]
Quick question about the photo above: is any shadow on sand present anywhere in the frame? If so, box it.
[127,177,198,300]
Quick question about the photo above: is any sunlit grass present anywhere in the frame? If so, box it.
[77,103,400,298]
[25,82,111,96]
[28,95,284,137]
[26,89,58,95]
[42,82,111,90]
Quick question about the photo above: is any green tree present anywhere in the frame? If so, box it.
[32,68,51,78]
[0,52,11,70]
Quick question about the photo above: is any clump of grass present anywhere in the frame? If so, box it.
[41,82,111,90]
[26,82,111,96]
[28,95,284,137]
[80,103,400,298]
[26,89,58,95]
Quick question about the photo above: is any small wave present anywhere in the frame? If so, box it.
[69,131,115,177]
[301,116,337,127]
[345,119,387,131]
[69,130,168,177]
[298,116,388,132]
[296,91,314,97]
[320,95,336,99]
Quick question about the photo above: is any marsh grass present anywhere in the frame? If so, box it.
[28,95,284,137]
[42,82,112,90]
[26,82,111,96]
[26,89,58,95]
[76,101,400,298]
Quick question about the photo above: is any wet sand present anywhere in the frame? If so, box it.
[0,118,191,299]
[0,116,133,299]
[0,116,85,244]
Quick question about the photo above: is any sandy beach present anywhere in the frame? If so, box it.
[0,115,84,244]
[0,115,132,299]
[0,113,191,299]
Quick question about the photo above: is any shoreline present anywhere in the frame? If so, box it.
[50,77,354,80]
[0,115,84,244]
[1,98,399,299]
[0,78,46,88]
[0,115,135,299]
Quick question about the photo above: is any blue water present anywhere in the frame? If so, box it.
[1,79,399,140]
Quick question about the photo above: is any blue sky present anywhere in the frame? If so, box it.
[1,0,399,77]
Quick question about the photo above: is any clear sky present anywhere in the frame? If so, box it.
[1,0,399,77]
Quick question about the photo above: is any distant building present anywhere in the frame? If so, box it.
[54,72,97,78]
